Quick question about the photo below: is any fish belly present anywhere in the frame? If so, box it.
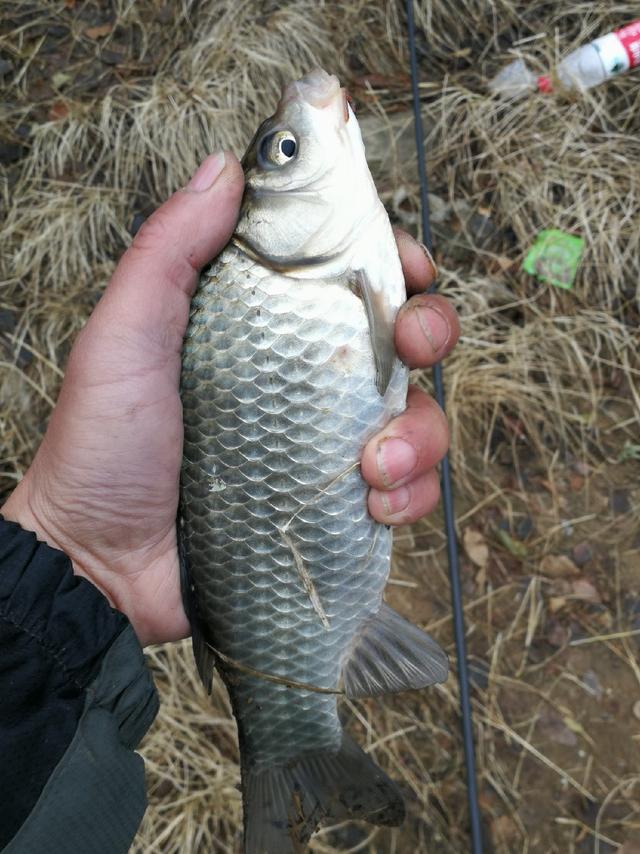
[180,244,407,768]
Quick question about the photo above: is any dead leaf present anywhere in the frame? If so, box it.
[549,578,572,596]
[475,566,487,589]
[539,554,580,578]
[85,22,113,40]
[593,607,613,629]
[549,596,567,613]
[463,528,489,568]
[570,578,601,603]
[633,700,640,721]
[491,814,518,845]
[619,843,640,854]
[494,254,515,272]
[48,100,69,121]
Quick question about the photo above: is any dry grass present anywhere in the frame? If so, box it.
[1,1,639,852]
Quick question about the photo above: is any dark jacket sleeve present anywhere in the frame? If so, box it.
[0,517,159,854]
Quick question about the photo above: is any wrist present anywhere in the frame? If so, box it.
[2,473,121,626]
[2,473,65,563]
[2,479,184,647]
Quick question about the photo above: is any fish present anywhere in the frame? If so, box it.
[179,68,448,853]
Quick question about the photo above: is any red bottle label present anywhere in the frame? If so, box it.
[616,20,640,69]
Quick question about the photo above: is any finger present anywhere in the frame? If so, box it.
[100,152,245,351]
[360,385,448,491]
[368,468,440,525]
[393,227,438,294]
[394,293,460,368]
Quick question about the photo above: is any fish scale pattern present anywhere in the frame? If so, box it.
[181,244,407,768]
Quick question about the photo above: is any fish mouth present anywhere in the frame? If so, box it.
[282,68,353,122]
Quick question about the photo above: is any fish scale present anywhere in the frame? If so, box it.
[181,243,405,768]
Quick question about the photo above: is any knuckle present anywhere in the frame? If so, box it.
[424,469,441,506]
[130,209,171,254]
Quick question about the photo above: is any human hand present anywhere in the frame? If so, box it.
[2,153,458,647]
[2,153,244,646]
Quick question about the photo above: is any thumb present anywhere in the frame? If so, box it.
[99,151,245,347]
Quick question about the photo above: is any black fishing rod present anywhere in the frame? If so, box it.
[405,2,484,852]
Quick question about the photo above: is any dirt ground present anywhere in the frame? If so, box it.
[1,1,639,852]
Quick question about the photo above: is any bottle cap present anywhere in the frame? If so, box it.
[536,75,553,93]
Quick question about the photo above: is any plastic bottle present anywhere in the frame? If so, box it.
[489,20,640,97]
[545,19,640,92]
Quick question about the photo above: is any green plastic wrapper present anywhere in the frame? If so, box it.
[522,229,585,289]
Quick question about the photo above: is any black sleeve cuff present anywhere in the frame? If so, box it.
[0,517,159,853]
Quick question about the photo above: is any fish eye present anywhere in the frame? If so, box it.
[258,130,298,168]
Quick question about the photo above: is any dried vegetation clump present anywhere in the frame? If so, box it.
[1,1,639,852]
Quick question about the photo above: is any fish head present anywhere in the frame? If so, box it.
[235,69,378,272]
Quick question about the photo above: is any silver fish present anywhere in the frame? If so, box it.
[180,69,448,853]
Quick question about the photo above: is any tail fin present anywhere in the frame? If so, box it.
[243,734,404,854]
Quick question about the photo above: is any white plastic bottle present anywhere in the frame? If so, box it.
[489,20,640,97]
[546,19,640,92]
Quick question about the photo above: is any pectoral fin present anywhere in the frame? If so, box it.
[341,603,449,698]
[350,270,398,396]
